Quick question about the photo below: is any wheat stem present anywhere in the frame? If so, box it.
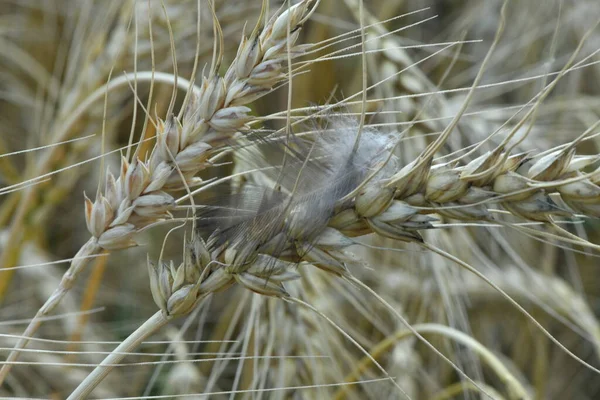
[67,310,170,399]
[0,238,100,384]
[65,251,109,357]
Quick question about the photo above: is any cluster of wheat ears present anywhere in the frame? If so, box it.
[1,0,600,398]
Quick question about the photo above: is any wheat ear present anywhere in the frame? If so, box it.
[0,0,315,386]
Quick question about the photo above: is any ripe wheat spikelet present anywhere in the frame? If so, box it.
[0,0,263,298]
[2,0,600,399]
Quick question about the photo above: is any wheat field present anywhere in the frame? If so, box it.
[1,0,600,399]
